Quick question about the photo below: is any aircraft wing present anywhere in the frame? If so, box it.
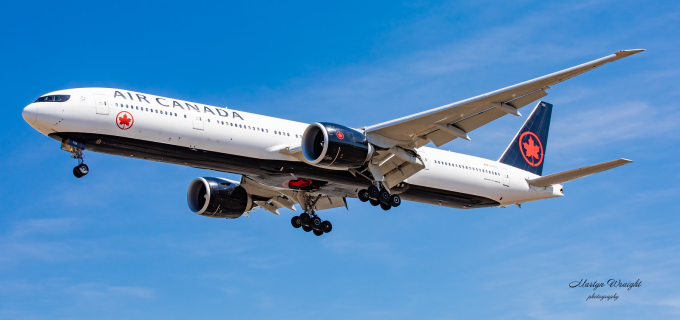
[363,49,645,148]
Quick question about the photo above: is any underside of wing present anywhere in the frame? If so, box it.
[363,49,645,148]
[240,176,347,214]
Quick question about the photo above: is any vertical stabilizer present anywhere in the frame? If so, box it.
[498,101,553,176]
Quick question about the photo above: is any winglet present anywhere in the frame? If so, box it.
[615,49,645,57]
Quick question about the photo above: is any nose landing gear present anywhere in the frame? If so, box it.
[61,139,89,178]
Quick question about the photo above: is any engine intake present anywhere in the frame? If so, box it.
[187,177,252,219]
[301,122,374,169]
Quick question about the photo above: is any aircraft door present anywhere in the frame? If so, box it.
[501,168,510,186]
[192,114,204,130]
[94,94,109,115]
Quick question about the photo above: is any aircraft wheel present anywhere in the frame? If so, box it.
[291,216,301,228]
[380,203,391,211]
[299,212,311,226]
[358,189,370,202]
[73,166,83,178]
[389,194,401,207]
[313,229,324,236]
[76,163,89,176]
[367,185,380,199]
[379,189,391,205]
[321,220,332,233]
[369,199,380,206]
[311,216,322,230]
[302,225,312,232]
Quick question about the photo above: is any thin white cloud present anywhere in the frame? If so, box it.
[551,101,680,151]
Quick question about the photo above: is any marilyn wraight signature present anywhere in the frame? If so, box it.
[569,279,641,301]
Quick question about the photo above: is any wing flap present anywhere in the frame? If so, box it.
[527,159,632,187]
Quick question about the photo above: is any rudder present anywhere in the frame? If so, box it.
[498,101,553,176]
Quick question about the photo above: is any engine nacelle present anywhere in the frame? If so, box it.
[301,122,374,169]
[187,177,253,219]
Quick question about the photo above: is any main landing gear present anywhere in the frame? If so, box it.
[358,184,401,211]
[291,211,332,236]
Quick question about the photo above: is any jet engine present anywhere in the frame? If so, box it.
[301,122,374,169]
[187,177,253,219]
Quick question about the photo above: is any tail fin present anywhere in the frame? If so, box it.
[498,101,553,176]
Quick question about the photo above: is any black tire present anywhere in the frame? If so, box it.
[321,220,332,233]
[311,217,322,230]
[302,225,312,232]
[389,194,401,207]
[291,216,302,228]
[369,199,380,206]
[73,166,83,178]
[313,229,324,236]
[380,203,391,211]
[367,185,380,199]
[299,212,311,226]
[379,189,391,205]
[76,163,89,176]
[358,189,370,202]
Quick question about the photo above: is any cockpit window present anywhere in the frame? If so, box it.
[35,95,70,102]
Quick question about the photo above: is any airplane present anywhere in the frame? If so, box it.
[22,49,643,236]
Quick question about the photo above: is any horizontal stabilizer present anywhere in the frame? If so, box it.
[526,159,632,187]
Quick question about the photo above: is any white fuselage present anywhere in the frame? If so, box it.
[22,88,563,208]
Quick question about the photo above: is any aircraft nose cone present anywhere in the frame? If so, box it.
[22,103,38,125]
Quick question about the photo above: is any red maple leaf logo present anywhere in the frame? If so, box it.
[523,137,540,160]
[116,111,134,130]
[519,131,543,167]
[286,179,313,189]
[119,114,131,126]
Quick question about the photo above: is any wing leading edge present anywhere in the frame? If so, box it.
[363,49,645,148]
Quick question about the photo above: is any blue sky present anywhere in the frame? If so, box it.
[1,0,679,318]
